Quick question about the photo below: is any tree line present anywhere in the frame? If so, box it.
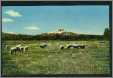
[2,28,110,41]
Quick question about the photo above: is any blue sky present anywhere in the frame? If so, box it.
[2,6,109,35]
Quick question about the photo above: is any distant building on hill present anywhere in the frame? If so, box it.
[57,28,64,33]
[47,28,65,34]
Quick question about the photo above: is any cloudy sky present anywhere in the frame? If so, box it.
[2,6,109,35]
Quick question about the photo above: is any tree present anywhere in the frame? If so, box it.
[103,28,110,40]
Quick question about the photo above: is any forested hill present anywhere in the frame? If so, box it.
[2,32,33,40]
[2,31,107,40]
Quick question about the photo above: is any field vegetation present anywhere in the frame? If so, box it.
[2,40,111,76]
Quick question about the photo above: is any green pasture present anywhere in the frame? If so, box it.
[1,40,111,76]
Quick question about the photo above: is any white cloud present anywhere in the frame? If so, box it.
[5,10,22,17]
[5,32,16,34]
[2,18,14,23]
[25,26,40,31]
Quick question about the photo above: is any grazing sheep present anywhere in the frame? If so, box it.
[19,47,24,53]
[16,44,21,47]
[67,44,86,49]
[59,45,64,50]
[10,47,18,54]
[18,45,29,53]
[40,43,48,48]
[16,44,24,52]
[10,44,23,54]
[24,46,28,51]
[67,44,79,49]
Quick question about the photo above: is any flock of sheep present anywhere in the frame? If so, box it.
[8,42,86,55]
[39,42,86,49]
[7,41,105,55]
[10,44,28,54]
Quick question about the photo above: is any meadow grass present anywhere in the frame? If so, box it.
[1,40,111,76]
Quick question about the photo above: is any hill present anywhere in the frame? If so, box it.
[2,30,103,40]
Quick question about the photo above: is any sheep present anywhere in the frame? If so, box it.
[17,45,29,53]
[67,44,79,49]
[10,45,29,54]
[40,43,48,48]
[19,46,24,53]
[10,44,27,54]
[66,44,86,49]
[10,44,23,54]
[16,44,21,48]
[16,44,23,52]
[59,45,64,50]
[23,46,28,52]
[10,47,18,54]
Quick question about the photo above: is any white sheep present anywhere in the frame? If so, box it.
[66,44,79,48]
[66,43,86,49]
[10,47,18,54]
[16,44,21,47]
[23,46,28,52]
[59,45,64,49]
[40,43,48,48]
[10,45,29,54]
[10,44,23,54]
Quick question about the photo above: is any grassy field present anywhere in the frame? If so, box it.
[1,40,111,76]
